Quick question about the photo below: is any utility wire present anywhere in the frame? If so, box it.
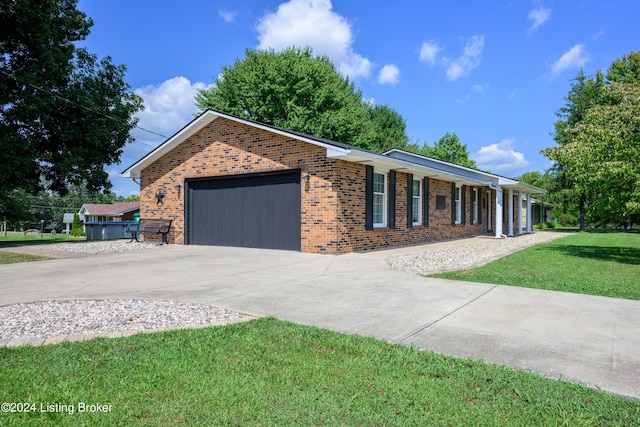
[0,70,167,148]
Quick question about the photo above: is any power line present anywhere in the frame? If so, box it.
[0,70,168,146]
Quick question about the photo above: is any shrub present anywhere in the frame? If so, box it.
[70,213,85,237]
[558,213,578,227]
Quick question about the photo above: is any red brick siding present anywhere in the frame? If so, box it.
[140,117,493,253]
[333,163,490,252]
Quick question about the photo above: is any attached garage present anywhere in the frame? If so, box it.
[185,170,301,251]
[121,110,545,253]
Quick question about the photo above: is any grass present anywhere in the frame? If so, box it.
[0,232,83,247]
[431,232,640,300]
[0,232,83,264]
[0,252,50,264]
[1,318,638,426]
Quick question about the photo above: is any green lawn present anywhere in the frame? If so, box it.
[1,318,638,426]
[0,232,83,247]
[0,252,50,264]
[0,233,83,264]
[432,232,640,300]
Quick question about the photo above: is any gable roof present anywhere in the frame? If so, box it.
[79,202,140,216]
[121,109,545,194]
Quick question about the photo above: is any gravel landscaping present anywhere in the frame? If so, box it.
[386,232,571,275]
[0,239,161,258]
[0,299,248,342]
[0,240,248,344]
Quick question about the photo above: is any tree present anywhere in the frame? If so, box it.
[427,133,478,168]
[544,52,640,229]
[70,212,84,237]
[0,0,143,201]
[607,51,640,83]
[548,70,606,230]
[515,171,552,191]
[544,81,640,228]
[195,47,408,151]
[0,189,32,230]
[406,132,478,168]
[367,104,410,153]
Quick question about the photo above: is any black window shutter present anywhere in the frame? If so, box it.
[478,190,483,224]
[461,185,467,225]
[451,182,456,225]
[388,170,396,229]
[365,165,373,230]
[423,178,429,227]
[407,173,413,228]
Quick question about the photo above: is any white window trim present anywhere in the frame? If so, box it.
[454,184,462,225]
[412,179,421,226]
[373,172,387,228]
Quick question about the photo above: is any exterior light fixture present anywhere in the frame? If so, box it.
[302,174,311,183]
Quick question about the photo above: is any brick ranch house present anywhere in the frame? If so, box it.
[121,110,544,253]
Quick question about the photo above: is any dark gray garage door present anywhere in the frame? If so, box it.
[185,170,301,251]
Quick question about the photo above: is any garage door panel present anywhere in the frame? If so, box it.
[186,171,301,250]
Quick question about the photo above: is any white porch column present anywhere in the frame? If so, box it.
[517,192,523,235]
[507,188,514,236]
[526,193,533,233]
[495,187,503,238]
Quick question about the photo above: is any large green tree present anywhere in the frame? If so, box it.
[607,51,640,83]
[544,81,640,228]
[0,0,142,203]
[195,47,408,151]
[544,52,640,228]
[406,132,478,168]
[367,104,410,153]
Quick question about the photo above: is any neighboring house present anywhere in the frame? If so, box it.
[121,110,544,253]
[78,202,140,224]
[62,213,75,234]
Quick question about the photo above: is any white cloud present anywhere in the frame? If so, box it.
[446,35,485,81]
[550,44,590,78]
[456,84,486,103]
[256,0,372,79]
[527,6,551,36]
[472,138,530,174]
[418,41,442,67]
[378,64,400,85]
[132,77,212,145]
[219,9,238,23]
[113,77,213,197]
[592,30,604,41]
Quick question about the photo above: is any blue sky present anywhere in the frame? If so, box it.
[76,0,639,197]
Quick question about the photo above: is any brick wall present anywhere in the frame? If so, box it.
[140,118,340,248]
[140,117,493,253]
[332,163,490,252]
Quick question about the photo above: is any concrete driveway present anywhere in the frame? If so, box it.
[1,244,639,400]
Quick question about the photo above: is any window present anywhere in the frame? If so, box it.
[373,172,386,227]
[472,188,478,224]
[412,179,421,225]
[454,184,462,224]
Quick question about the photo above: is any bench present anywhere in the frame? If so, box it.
[126,219,172,245]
